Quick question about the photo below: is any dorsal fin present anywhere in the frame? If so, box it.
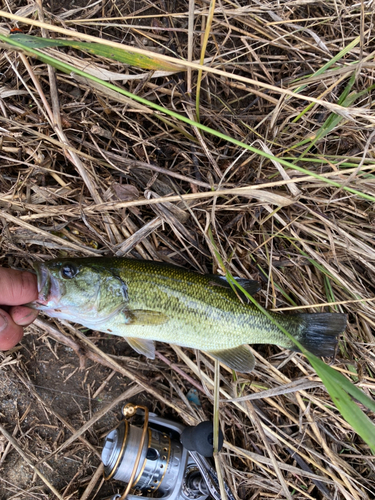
[208,275,260,301]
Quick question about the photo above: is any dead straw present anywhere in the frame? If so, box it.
[0,1,374,498]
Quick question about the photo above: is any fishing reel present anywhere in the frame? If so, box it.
[101,403,235,500]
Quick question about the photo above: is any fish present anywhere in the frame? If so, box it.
[28,258,347,373]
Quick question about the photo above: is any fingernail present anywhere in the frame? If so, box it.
[16,310,36,325]
[0,311,8,332]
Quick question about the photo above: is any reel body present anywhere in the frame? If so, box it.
[101,404,232,500]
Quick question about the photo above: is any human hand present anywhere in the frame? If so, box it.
[0,268,38,351]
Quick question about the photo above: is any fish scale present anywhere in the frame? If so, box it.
[101,261,278,348]
[29,257,347,373]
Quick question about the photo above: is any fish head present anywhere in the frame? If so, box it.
[31,259,127,325]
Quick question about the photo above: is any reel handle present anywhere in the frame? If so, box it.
[180,421,223,457]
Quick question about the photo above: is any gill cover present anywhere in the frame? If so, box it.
[32,259,128,325]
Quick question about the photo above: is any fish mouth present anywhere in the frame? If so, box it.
[33,262,61,308]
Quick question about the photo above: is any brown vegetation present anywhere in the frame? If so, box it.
[0,0,374,499]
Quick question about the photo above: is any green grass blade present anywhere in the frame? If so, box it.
[8,32,181,71]
[289,77,375,156]
[307,355,375,413]
[292,36,360,122]
[311,363,375,451]
[292,36,360,93]
[195,0,216,122]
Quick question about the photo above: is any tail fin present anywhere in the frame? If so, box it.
[294,313,347,357]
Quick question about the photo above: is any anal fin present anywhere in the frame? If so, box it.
[206,345,255,373]
[126,338,155,359]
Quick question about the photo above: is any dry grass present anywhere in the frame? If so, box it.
[0,0,375,499]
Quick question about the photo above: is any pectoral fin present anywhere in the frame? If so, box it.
[126,337,155,359]
[207,345,255,373]
[122,309,168,325]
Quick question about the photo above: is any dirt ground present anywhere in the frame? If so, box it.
[0,325,153,499]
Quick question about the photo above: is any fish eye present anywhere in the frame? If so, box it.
[60,263,78,280]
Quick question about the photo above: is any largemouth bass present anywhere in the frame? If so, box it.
[29,258,347,373]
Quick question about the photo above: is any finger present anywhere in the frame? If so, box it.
[0,309,24,351]
[0,268,38,306]
[10,306,39,326]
